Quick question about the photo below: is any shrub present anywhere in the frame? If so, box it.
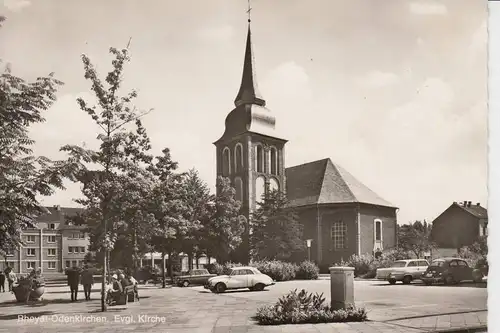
[250,260,298,281]
[295,261,320,280]
[255,289,367,325]
[205,262,243,275]
[344,254,373,277]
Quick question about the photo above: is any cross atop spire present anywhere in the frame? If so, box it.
[234,1,266,107]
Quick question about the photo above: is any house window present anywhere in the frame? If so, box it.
[479,224,487,237]
[234,143,243,173]
[26,235,35,243]
[72,260,77,267]
[27,248,36,257]
[234,177,243,202]
[48,261,56,270]
[270,147,277,175]
[331,221,348,249]
[256,145,264,173]
[80,247,85,253]
[27,262,36,270]
[68,246,73,254]
[65,260,71,268]
[47,235,56,243]
[48,223,56,230]
[5,249,14,257]
[47,248,56,256]
[222,147,231,176]
[80,232,85,239]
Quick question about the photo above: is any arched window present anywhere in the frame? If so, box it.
[270,147,277,175]
[255,176,266,204]
[269,178,279,192]
[255,145,264,173]
[234,177,243,202]
[375,220,382,241]
[374,219,383,251]
[222,147,231,176]
[234,143,243,173]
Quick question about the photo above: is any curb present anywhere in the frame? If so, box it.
[430,325,487,333]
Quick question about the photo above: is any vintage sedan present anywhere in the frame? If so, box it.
[421,258,484,285]
[376,259,429,285]
[173,269,217,287]
[204,266,275,293]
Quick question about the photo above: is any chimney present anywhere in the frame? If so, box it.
[463,201,467,207]
[477,203,481,206]
[53,205,60,211]
[468,201,472,207]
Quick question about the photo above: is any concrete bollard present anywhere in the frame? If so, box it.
[329,266,354,310]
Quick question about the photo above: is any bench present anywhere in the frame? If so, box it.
[109,285,139,305]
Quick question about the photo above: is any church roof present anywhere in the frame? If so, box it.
[285,158,396,208]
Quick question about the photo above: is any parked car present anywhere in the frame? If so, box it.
[173,269,216,287]
[376,259,429,285]
[421,258,484,285]
[204,266,275,293]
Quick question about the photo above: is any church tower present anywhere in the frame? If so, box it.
[213,13,287,262]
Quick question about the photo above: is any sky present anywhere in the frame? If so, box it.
[0,0,488,224]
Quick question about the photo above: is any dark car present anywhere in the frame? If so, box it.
[173,269,216,287]
[421,258,484,285]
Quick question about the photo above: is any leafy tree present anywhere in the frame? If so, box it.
[250,189,305,261]
[61,46,153,311]
[204,176,244,263]
[0,17,78,256]
[397,221,435,259]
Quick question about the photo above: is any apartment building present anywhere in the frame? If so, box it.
[0,206,89,276]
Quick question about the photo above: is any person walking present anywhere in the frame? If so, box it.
[6,268,16,292]
[81,265,94,301]
[67,267,81,302]
[0,270,5,292]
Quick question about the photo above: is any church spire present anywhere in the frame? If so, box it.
[234,1,266,107]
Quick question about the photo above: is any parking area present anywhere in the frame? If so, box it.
[191,279,488,321]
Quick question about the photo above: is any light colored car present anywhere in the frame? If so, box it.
[204,266,275,293]
[376,259,429,285]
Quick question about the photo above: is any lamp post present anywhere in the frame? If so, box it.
[306,239,313,261]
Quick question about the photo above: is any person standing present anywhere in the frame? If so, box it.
[0,270,5,292]
[7,268,16,292]
[81,265,94,301]
[67,267,81,302]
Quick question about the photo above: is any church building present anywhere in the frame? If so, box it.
[214,17,398,266]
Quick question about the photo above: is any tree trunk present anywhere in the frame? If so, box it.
[208,255,211,265]
[161,251,166,288]
[101,248,107,312]
[188,253,193,271]
[168,251,174,283]
[195,255,199,269]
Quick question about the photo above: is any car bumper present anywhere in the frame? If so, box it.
[421,276,443,283]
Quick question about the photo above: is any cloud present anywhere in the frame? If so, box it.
[356,70,399,88]
[2,0,31,12]
[409,2,448,15]
[262,61,312,99]
[197,25,235,43]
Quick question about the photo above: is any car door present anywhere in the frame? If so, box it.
[448,260,460,280]
[227,270,248,289]
[457,260,473,282]
[406,261,418,277]
[244,269,255,287]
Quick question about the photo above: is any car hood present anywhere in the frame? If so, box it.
[209,275,229,282]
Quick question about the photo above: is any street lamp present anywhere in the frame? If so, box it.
[306,239,313,261]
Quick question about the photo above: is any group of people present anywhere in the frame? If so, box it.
[66,265,95,301]
[106,271,139,305]
[0,267,17,292]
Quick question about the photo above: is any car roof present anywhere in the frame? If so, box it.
[396,259,425,262]
[231,266,255,270]
[433,257,463,261]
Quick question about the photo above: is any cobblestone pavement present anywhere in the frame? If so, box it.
[0,281,487,333]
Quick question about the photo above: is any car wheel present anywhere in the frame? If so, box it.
[388,279,397,285]
[248,287,255,291]
[444,275,454,285]
[402,276,412,285]
[473,272,484,283]
[215,283,226,293]
[253,283,265,291]
[182,280,190,288]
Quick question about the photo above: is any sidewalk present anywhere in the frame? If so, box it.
[0,284,487,333]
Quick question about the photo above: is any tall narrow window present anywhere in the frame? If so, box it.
[331,221,347,249]
[375,220,382,241]
[255,176,266,204]
[222,147,231,176]
[256,145,264,173]
[234,177,243,202]
[270,147,277,175]
[235,144,243,173]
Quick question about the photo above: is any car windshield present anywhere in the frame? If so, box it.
[252,268,261,274]
[230,269,240,276]
[431,260,445,267]
[391,261,406,268]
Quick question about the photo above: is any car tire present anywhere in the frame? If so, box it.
[215,283,226,294]
[248,287,255,291]
[182,280,190,288]
[254,283,265,291]
[473,272,484,283]
[402,276,412,285]
[388,279,397,285]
